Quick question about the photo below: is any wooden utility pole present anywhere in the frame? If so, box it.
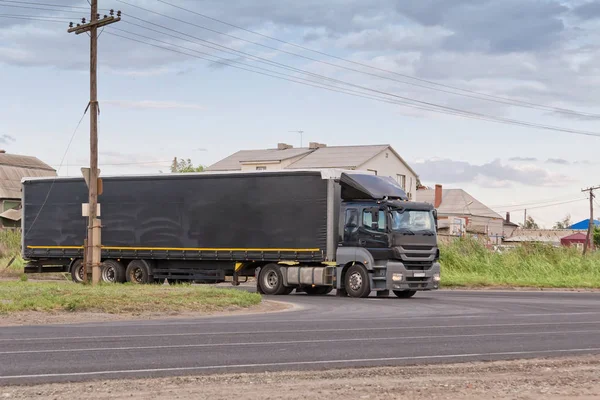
[582,185,599,255]
[68,4,120,284]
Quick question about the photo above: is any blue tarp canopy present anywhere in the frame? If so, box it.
[569,219,600,230]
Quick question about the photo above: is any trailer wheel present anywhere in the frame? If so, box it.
[70,259,85,283]
[126,260,154,284]
[101,260,126,283]
[345,264,370,298]
[258,264,287,295]
[303,286,333,296]
[393,290,417,299]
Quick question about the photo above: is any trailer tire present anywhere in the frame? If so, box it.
[345,264,370,298]
[304,286,333,296]
[126,260,154,284]
[258,264,287,295]
[393,290,417,299]
[70,259,85,283]
[101,260,126,283]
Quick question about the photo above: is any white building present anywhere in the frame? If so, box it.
[207,143,419,199]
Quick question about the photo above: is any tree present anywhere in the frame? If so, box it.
[170,157,205,173]
[521,215,539,229]
[594,226,600,248]
[553,214,572,229]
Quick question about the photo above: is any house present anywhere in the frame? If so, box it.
[417,184,504,241]
[569,219,600,230]
[207,143,419,199]
[503,229,581,246]
[560,232,589,249]
[503,212,520,237]
[0,151,56,228]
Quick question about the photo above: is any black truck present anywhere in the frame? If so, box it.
[21,169,440,298]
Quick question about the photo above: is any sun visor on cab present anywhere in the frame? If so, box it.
[339,172,408,201]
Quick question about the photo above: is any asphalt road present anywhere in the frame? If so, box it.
[1,289,600,385]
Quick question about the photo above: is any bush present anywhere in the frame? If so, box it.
[440,237,600,288]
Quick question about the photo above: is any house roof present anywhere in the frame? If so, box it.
[417,188,502,219]
[207,148,313,171]
[0,153,56,199]
[207,144,419,176]
[0,207,21,221]
[561,232,588,241]
[569,219,600,230]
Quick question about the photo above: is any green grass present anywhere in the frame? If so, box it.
[0,230,23,276]
[440,238,600,288]
[0,282,262,314]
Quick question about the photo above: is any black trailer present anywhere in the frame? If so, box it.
[22,170,441,298]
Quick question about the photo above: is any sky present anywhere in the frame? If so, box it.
[1,0,600,228]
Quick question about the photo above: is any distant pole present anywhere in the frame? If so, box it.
[524,209,527,227]
[68,3,121,284]
[582,185,599,254]
[289,130,304,147]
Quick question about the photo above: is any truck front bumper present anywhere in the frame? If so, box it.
[385,261,441,291]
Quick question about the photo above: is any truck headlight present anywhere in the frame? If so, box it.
[392,273,403,282]
[433,273,441,282]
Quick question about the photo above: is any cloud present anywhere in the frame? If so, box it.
[572,1,600,21]
[0,134,15,144]
[414,158,572,187]
[509,156,538,162]
[102,100,204,111]
[546,158,570,165]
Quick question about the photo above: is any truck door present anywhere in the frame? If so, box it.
[343,208,360,245]
[359,208,390,259]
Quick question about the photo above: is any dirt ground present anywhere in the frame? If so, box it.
[2,356,600,399]
[0,300,292,326]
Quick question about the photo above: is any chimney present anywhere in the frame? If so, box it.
[434,184,442,209]
[277,143,293,150]
[309,142,327,149]
[506,212,510,223]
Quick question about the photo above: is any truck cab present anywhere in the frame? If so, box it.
[336,199,441,298]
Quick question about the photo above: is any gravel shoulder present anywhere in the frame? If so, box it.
[0,300,291,326]
[3,356,600,399]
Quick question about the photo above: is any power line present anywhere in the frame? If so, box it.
[7,0,600,120]
[0,2,85,14]
[490,194,583,209]
[147,0,600,119]
[0,13,69,22]
[105,27,600,138]
[0,0,89,9]
[494,198,585,213]
[7,3,600,138]
[24,106,88,239]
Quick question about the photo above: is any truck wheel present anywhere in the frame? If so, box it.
[393,290,417,299]
[345,264,370,298]
[70,259,85,283]
[304,286,333,296]
[126,260,154,284]
[101,260,126,283]
[258,264,287,295]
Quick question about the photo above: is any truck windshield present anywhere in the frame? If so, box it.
[390,210,435,233]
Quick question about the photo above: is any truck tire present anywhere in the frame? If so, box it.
[304,286,333,296]
[101,260,126,283]
[126,260,154,284]
[258,264,288,295]
[345,264,370,298]
[393,290,417,299]
[70,259,85,283]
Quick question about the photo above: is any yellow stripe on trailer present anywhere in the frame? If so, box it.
[27,246,321,252]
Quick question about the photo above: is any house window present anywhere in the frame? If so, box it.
[397,174,406,190]
[256,166,266,171]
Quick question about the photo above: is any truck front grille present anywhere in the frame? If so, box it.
[403,261,433,270]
